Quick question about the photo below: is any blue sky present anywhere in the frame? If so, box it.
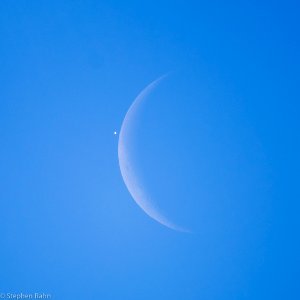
[0,1,299,299]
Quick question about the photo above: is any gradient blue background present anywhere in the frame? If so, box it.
[0,1,299,299]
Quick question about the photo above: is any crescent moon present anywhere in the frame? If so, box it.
[118,75,189,232]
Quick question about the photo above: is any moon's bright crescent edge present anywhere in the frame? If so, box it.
[118,75,189,232]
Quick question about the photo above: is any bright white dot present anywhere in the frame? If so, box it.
[114,131,117,135]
